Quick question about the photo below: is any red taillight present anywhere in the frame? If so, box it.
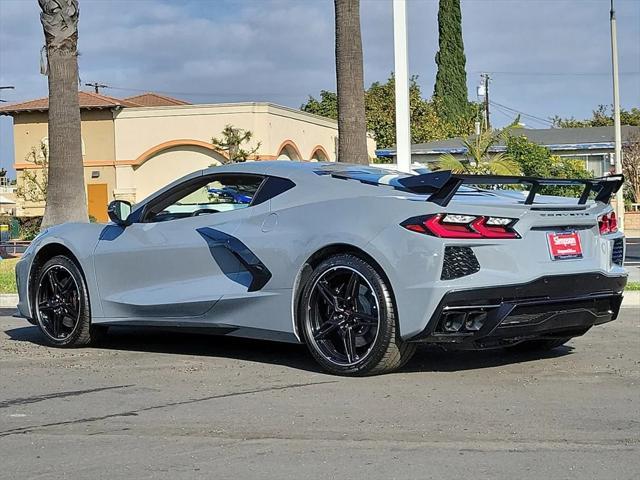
[598,211,618,235]
[401,214,520,239]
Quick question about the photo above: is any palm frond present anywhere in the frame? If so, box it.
[436,153,467,173]
[486,154,522,176]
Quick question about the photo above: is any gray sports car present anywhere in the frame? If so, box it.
[15,162,627,375]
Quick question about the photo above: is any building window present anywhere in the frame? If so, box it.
[560,154,607,177]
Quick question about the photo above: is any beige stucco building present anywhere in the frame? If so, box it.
[1,91,376,221]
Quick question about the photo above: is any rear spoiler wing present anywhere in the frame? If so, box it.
[396,172,625,207]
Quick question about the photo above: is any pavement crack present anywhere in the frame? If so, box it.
[0,380,335,438]
[0,384,135,409]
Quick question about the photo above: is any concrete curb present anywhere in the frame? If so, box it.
[0,294,18,308]
[622,290,640,307]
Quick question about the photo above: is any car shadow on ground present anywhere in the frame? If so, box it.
[4,324,574,374]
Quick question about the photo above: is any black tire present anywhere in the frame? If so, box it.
[507,337,571,353]
[33,255,100,347]
[300,254,416,376]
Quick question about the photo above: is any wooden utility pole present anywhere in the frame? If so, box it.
[85,82,108,94]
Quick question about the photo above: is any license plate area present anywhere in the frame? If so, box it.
[547,231,583,260]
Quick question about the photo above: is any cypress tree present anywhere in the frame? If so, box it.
[433,0,469,123]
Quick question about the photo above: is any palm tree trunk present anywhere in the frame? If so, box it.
[39,0,88,227]
[334,0,368,164]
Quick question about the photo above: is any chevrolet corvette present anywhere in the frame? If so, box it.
[16,162,627,375]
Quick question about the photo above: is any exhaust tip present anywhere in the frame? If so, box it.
[438,310,488,334]
[465,311,487,331]
[442,312,466,332]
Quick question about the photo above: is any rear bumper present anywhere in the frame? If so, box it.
[409,272,626,348]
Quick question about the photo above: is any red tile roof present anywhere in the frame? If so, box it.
[0,91,138,115]
[124,92,191,107]
[0,91,188,115]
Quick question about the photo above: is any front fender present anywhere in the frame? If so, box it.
[17,222,106,319]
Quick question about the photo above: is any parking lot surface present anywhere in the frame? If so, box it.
[0,308,638,480]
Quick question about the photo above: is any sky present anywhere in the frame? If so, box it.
[0,0,639,174]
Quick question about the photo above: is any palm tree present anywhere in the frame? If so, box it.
[436,128,521,175]
[39,0,88,227]
[334,0,368,164]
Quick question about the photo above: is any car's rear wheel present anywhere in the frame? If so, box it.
[34,255,101,347]
[301,254,415,376]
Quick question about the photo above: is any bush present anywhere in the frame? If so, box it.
[18,217,43,241]
[506,135,591,197]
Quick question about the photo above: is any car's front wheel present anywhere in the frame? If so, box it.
[34,255,102,347]
[301,254,415,376]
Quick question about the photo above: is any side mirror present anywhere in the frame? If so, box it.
[107,200,133,227]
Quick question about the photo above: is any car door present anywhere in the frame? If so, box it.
[92,172,268,322]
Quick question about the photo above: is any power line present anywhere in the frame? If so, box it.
[490,102,551,128]
[85,82,109,94]
[489,100,555,127]
[472,70,640,77]
[0,86,14,103]
[490,103,518,122]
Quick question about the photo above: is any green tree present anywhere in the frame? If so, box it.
[334,0,368,164]
[16,141,49,203]
[505,134,591,196]
[433,0,469,123]
[211,125,261,163]
[436,129,521,175]
[365,75,456,148]
[39,0,88,227]
[552,105,640,128]
[505,135,553,177]
[302,75,478,149]
[301,90,338,120]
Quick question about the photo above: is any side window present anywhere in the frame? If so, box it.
[145,174,265,223]
[252,176,296,205]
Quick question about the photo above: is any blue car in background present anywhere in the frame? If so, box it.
[208,187,253,204]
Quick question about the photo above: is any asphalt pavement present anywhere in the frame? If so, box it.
[0,307,638,480]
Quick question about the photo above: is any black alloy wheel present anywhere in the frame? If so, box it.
[301,254,416,376]
[36,264,81,341]
[34,255,100,347]
[307,265,381,366]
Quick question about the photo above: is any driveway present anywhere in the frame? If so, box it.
[0,308,638,480]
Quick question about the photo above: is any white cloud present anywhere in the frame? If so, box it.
[0,0,639,170]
